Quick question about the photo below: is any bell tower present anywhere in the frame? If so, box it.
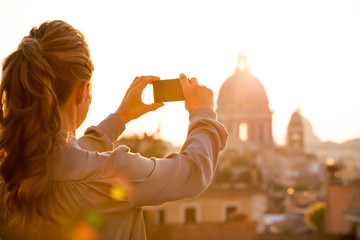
[286,110,304,151]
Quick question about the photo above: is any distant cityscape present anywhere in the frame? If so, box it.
[116,53,360,240]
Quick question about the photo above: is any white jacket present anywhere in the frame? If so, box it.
[0,108,228,240]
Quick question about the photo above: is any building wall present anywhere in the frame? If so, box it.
[146,221,258,240]
[325,185,360,234]
[144,189,267,232]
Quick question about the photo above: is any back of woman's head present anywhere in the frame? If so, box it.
[0,20,94,217]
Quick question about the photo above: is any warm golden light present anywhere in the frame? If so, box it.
[71,222,99,240]
[325,158,335,166]
[110,185,127,201]
[0,1,359,147]
[287,187,295,195]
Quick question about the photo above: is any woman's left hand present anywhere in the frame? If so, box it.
[115,76,164,124]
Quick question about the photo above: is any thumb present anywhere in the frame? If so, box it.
[147,102,165,112]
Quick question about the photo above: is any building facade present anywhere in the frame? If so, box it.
[216,52,273,149]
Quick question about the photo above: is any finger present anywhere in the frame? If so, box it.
[179,73,189,87]
[129,76,158,96]
[189,77,198,85]
[137,76,160,91]
[126,76,140,90]
[123,77,138,97]
[148,76,160,83]
[132,76,140,82]
[131,76,147,88]
[130,76,141,86]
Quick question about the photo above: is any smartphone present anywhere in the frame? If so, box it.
[153,78,185,103]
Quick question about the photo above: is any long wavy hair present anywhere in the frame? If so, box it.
[0,20,94,218]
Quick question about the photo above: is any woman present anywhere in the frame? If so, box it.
[0,20,227,239]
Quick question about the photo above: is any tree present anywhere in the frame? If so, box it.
[304,201,326,232]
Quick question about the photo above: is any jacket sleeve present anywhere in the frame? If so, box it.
[77,114,126,152]
[112,108,228,207]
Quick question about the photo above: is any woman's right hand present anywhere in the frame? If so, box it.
[115,76,164,124]
[179,73,214,113]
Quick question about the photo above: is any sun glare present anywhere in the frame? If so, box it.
[109,185,127,201]
[1,0,360,146]
[71,222,99,240]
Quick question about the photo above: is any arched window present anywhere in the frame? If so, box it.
[238,123,248,141]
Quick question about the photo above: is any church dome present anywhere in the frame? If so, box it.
[216,53,269,113]
[216,53,273,147]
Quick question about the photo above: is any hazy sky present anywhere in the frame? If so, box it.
[1,0,359,146]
